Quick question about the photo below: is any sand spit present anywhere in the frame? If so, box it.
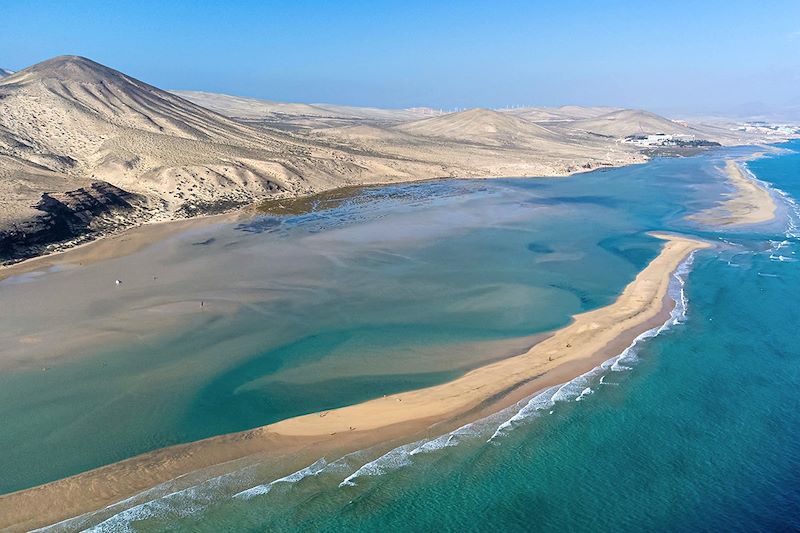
[687,159,778,226]
[268,234,708,436]
[0,233,709,531]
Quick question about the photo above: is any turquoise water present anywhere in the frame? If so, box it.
[4,142,800,531]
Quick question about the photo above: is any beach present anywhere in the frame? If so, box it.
[687,159,778,226]
[0,210,247,283]
[0,232,709,531]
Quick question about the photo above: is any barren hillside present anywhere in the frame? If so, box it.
[500,105,622,123]
[173,90,441,130]
[2,55,728,262]
[563,109,699,138]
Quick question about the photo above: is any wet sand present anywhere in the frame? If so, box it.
[0,233,710,531]
[0,210,246,283]
[687,159,777,226]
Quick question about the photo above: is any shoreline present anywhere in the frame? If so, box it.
[0,232,710,531]
[0,160,645,282]
[687,158,778,226]
[0,209,247,283]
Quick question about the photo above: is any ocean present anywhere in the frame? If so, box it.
[2,141,799,531]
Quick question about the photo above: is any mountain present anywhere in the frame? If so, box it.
[2,55,761,262]
[564,109,699,138]
[0,56,452,259]
[311,107,647,183]
[0,56,288,227]
[172,90,441,129]
[500,105,622,123]
[0,57,460,216]
[0,68,13,78]
[393,108,563,146]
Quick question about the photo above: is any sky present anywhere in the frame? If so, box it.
[3,0,799,115]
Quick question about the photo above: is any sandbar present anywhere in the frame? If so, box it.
[687,159,777,226]
[0,232,709,531]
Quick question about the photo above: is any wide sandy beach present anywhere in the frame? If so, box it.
[0,232,709,531]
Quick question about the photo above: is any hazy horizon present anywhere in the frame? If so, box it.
[3,0,799,118]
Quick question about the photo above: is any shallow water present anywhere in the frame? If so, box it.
[4,142,800,531]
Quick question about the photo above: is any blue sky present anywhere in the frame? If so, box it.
[3,0,799,114]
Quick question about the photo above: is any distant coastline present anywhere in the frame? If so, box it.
[687,158,778,226]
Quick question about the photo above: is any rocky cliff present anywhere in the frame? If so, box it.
[0,182,147,262]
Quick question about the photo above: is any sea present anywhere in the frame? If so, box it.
[1,140,799,531]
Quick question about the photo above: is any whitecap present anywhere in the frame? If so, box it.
[233,458,329,500]
[339,442,418,487]
[576,387,593,401]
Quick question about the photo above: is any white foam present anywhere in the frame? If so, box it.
[488,385,560,440]
[576,387,594,401]
[35,458,266,532]
[409,420,480,456]
[339,442,418,487]
[83,473,234,532]
[233,458,329,500]
[764,177,800,241]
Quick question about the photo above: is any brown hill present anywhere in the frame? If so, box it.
[0,56,674,261]
[0,56,435,223]
[172,90,441,130]
[500,105,622,123]
[392,108,564,147]
[565,109,699,138]
[0,56,445,259]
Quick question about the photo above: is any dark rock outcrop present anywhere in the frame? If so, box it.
[0,182,147,263]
